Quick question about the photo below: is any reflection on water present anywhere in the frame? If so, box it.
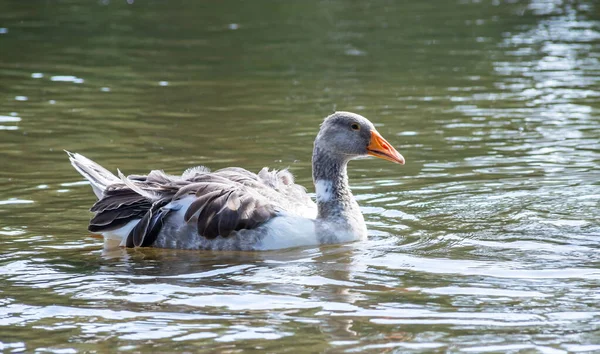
[0,0,599,352]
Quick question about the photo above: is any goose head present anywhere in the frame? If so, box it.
[315,111,405,165]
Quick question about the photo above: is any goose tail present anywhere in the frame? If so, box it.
[65,151,119,199]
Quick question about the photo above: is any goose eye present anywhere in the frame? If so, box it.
[351,123,360,131]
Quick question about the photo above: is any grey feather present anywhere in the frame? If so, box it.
[183,190,223,222]
[131,208,152,247]
[66,151,120,198]
[69,155,317,247]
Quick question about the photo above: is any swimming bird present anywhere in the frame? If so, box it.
[67,111,405,250]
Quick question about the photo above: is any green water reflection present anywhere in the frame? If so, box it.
[0,0,599,352]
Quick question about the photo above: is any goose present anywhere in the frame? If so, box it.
[67,111,405,250]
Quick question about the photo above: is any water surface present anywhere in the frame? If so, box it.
[1,0,599,352]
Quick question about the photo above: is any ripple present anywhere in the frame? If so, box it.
[173,332,218,341]
[167,293,358,311]
[214,326,291,343]
[410,286,550,298]
[327,305,559,327]
[0,304,224,324]
[0,115,21,123]
[50,75,84,84]
[461,344,566,353]
[0,198,34,205]
[0,227,26,236]
[367,253,600,279]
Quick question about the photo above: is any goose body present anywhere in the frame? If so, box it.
[67,112,405,250]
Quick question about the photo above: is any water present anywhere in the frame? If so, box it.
[1,0,599,352]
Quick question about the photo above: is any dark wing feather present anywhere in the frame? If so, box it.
[183,190,222,222]
[90,188,148,212]
[89,184,153,233]
[89,217,133,233]
[143,207,171,247]
[126,200,170,247]
[89,200,152,233]
[197,190,234,239]
[90,207,136,227]
[216,191,243,237]
[88,165,291,247]
[130,208,152,247]
[194,189,277,239]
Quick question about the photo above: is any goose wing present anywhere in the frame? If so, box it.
[88,166,316,247]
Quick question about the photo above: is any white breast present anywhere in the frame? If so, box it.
[257,215,319,250]
[314,179,333,203]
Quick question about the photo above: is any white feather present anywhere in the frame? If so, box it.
[66,151,119,198]
[102,219,140,248]
[314,180,333,203]
[258,216,318,250]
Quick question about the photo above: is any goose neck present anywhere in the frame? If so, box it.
[312,147,355,219]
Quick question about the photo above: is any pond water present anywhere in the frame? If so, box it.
[1,0,599,352]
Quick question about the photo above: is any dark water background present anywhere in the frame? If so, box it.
[1,0,599,352]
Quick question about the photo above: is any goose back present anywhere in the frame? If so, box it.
[89,167,316,247]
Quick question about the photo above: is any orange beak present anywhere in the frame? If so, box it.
[367,130,405,165]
